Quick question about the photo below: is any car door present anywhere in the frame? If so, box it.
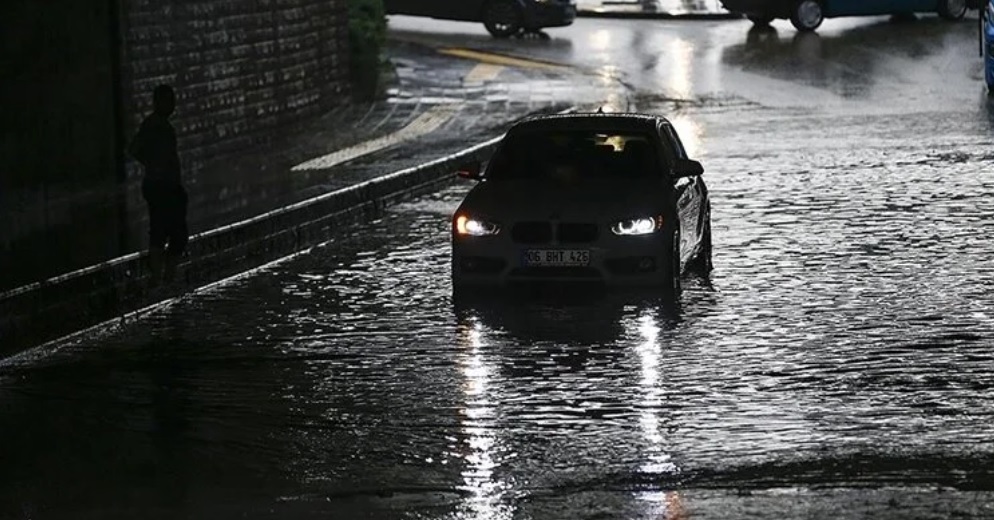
[660,122,705,269]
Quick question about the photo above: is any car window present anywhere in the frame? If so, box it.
[661,125,687,159]
[486,129,665,181]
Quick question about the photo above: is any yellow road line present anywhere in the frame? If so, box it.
[439,47,571,71]
[291,47,570,173]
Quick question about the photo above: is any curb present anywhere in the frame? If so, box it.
[0,136,504,357]
[576,10,743,20]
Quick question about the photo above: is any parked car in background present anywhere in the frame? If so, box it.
[721,0,970,32]
[451,112,712,298]
[384,0,577,37]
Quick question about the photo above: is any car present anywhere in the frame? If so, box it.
[383,0,577,38]
[721,0,970,32]
[450,112,713,297]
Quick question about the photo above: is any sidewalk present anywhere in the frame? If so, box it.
[0,38,596,354]
[577,0,740,19]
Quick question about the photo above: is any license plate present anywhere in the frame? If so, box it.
[523,249,590,267]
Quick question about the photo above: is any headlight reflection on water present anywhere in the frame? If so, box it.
[455,319,513,520]
[633,312,678,476]
[631,309,687,519]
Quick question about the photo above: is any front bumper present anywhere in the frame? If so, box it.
[452,234,670,288]
[524,1,577,29]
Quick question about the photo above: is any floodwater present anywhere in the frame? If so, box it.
[4,14,994,520]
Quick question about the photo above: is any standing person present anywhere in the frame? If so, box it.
[128,85,188,283]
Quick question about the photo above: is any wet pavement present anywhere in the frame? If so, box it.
[5,13,994,520]
[576,0,729,15]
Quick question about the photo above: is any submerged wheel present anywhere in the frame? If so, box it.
[938,0,968,20]
[790,0,824,32]
[665,230,682,300]
[697,218,714,276]
[483,0,523,38]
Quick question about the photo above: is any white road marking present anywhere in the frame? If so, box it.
[291,104,460,172]
[464,63,504,85]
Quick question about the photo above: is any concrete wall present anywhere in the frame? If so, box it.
[0,0,351,291]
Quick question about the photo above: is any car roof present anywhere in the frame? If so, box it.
[508,112,671,133]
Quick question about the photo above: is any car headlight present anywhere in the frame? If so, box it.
[455,215,501,236]
[611,216,663,236]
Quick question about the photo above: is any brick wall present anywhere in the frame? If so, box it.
[119,0,350,183]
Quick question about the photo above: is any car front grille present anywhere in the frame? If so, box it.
[511,221,599,244]
[511,222,553,244]
[557,222,598,244]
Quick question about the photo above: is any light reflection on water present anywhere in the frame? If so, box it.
[455,318,513,520]
[632,312,678,477]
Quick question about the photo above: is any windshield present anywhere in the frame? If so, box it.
[485,129,664,181]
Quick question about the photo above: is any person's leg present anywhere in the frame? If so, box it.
[163,185,189,283]
[143,180,167,282]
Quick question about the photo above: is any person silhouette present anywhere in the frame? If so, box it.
[128,85,188,284]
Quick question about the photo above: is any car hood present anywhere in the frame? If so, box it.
[457,179,668,221]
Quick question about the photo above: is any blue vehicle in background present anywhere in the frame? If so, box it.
[721,0,969,32]
[982,0,994,92]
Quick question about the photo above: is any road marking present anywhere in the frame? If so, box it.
[292,47,566,173]
[439,48,571,71]
[464,63,504,85]
[291,104,460,172]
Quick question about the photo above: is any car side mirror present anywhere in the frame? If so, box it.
[456,161,483,181]
[674,159,704,178]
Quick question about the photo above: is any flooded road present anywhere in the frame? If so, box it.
[4,14,994,520]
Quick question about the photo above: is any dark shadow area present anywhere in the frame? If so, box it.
[0,326,299,518]
[0,0,124,292]
[685,450,994,490]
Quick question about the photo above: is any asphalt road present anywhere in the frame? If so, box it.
[3,14,994,520]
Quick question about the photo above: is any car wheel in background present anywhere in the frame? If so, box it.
[747,14,776,26]
[483,0,523,38]
[938,0,968,20]
[790,0,824,32]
